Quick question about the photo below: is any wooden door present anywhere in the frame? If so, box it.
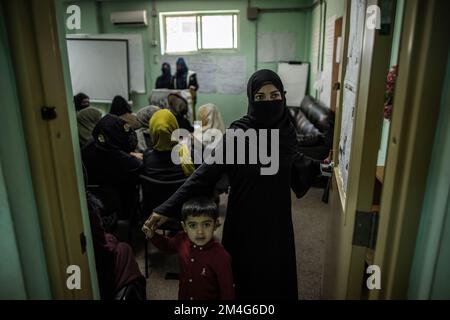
[322,0,395,299]
[3,0,96,299]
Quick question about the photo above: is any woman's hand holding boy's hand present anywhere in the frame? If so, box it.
[142,212,169,238]
[142,224,154,239]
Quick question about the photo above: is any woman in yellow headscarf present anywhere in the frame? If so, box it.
[143,109,195,179]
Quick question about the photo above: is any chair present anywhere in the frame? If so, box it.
[86,183,140,243]
[139,174,186,278]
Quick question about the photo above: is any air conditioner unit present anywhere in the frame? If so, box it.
[110,10,148,26]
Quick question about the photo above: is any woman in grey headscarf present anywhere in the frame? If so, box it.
[135,105,160,152]
[77,107,103,148]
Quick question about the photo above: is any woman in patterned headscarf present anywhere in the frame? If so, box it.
[135,105,160,152]
[167,93,194,133]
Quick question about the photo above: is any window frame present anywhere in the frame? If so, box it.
[159,10,239,55]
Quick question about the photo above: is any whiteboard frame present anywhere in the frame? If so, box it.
[66,38,130,102]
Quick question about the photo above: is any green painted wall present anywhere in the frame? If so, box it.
[0,165,26,299]
[62,0,313,126]
[308,0,345,98]
[65,0,99,34]
[408,52,450,300]
[0,8,51,299]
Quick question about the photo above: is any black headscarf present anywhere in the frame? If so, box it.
[74,92,90,112]
[175,57,188,89]
[109,95,132,116]
[230,69,298,155]
[92,114,137,153]
[155,63,172,89]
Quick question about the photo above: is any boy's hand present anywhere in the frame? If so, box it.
[142,225,155,239]
[130,152,143,160]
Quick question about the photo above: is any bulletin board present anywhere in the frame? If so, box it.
[338,0,367,194]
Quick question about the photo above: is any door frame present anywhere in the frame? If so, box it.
[324,0,395,299]
[3,0,97,299]
[370,0,450,299]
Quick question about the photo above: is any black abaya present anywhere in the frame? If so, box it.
[153,70,320,300]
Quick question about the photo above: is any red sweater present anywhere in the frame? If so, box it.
[151,232,235,300]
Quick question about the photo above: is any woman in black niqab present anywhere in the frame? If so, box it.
[144,69,321,300]
[109,95,132,117]
[82,114,142,220]
[155,62,173,89]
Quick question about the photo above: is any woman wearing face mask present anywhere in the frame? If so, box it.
[172,58,198,91]
[155,62,173,89]
[82,114,143,221]
[172,57,199,107]
[143,70,321,300]
[74,92,90,112]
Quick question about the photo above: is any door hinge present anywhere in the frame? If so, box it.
[352,211,379,249]
[41,106,57,120]
[80,232,87,254]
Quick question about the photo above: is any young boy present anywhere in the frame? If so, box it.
[143,196,235,300]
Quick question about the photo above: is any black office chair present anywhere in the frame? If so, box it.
[86,183,140,243]
[139,174,186,278]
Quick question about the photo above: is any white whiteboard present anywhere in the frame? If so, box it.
[277,62,309,107]
[67,34,145,93]
[66,39,129,102]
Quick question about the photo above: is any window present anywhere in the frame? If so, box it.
[160,11,238,54]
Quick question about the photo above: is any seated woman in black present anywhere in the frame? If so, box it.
[82,114,143,221]
[143,109,195,181]
[109,95,141,130]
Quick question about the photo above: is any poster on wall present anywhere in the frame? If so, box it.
[161,55,247,94]
[216,56,247,94]
[338,0,366,193]
[318,15,337,108]
[311,28,321,91]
